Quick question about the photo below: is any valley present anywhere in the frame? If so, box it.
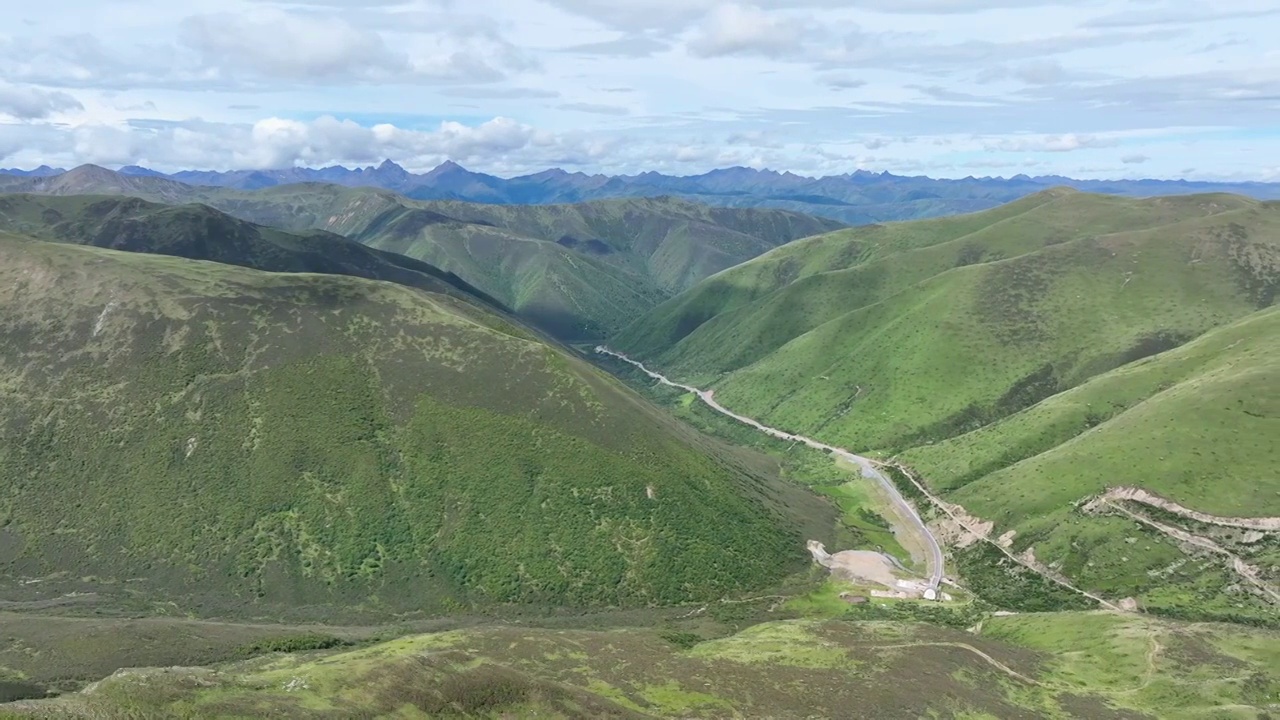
[596,345,946,597]
[3,0,1280,714]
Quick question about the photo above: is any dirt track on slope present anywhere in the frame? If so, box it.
[1090,487,1280,531]
[1087,497,1280,604]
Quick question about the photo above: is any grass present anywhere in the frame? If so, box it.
[0,235,826,621]
[1,180,1276,717]
[24,614,1270,718]
[813,477,913,566]
[907,306,1280,622]
[616,191,1280,622]
[684,201,1273,452]
[982,612,1280,718]
[687,620,854,668]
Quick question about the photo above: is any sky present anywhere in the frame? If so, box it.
[0,0,1278,180]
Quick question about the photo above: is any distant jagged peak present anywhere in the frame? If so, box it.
[372,158,409,176]
[426,159,468,176]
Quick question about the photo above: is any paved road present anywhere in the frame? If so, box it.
[597,346,945,592]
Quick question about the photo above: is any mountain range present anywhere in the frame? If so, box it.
[6,160,1280,225]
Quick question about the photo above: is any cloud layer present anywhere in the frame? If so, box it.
[1,0,1277,180]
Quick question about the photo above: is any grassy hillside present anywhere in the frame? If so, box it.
[0,194,503,310]
[0,169,843,341]
[901,305,1279,618]
[6,612,1276,718]
[614,191,1279,620]
[0,235,835,621]
[617,191,1277,450]
[616,190,1260,379]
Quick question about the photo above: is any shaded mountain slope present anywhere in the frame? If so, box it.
[0,236,833,620]
[204,188,843,341]
[0,169,843,341]
[341,196,842,340]
[0,194,504,310]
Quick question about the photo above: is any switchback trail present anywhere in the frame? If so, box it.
[597,346,944,592]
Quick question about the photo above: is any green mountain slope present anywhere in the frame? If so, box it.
[616,189,1260,379]
[0,235,833,620]
[617,191,1276,448]
[614,191,1279,619]
[0,168,844,341]
[0,194,504,309]
[901,305,1279,614]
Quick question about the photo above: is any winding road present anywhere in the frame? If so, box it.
[597,346,945,592]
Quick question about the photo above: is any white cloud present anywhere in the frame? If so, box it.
[440,87,560,99]
[1,8,531,90]
[687,4,812,59]
[179,11,409,80]
[0,0,1278,181]
[0,82,83,120]
[1010,60,1069,85]
[985,133,1119,152]
[0,115,618,173]
[1121,153,1149,164]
